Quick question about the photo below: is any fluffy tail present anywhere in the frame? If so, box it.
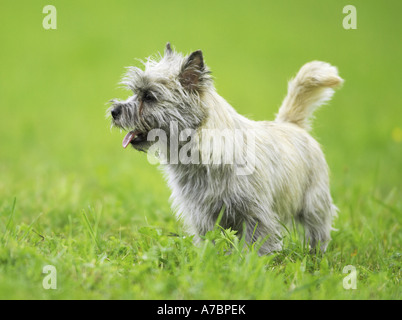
[276,61,343,131]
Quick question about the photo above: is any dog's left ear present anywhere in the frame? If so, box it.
[165,42,173,56]
[179,50,204,91]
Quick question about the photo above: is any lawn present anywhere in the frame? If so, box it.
[0,0,400,300]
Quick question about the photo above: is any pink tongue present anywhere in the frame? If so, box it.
[122,131,138,149]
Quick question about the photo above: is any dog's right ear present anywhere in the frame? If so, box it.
[179,50,204,91]
[165,42,173,56]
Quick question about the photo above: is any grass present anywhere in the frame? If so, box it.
[0,0,401,299]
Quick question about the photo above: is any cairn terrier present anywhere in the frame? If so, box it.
[109,43,343,254]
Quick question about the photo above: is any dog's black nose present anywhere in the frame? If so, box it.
[111,105,122,119]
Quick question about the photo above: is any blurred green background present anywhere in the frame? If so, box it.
[0,0,401,299]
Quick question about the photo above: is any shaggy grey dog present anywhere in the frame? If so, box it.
[109,43,343,254]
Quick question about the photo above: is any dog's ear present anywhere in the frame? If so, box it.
[165,42,173,56]
[179,50,204,91]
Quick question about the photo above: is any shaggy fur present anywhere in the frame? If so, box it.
[109,43,343,254]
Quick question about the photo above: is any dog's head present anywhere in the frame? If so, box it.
[109,43,212,151]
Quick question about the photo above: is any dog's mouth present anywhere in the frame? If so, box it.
[122,130,148,149]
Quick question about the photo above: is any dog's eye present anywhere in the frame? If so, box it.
[143,92,156,103]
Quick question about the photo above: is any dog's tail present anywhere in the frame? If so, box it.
[275,61,343,131]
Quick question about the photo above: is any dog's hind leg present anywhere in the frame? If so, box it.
[298,185,337,252]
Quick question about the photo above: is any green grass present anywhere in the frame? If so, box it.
[0,0,401,299]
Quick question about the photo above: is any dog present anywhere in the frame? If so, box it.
[109,43,343,254]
